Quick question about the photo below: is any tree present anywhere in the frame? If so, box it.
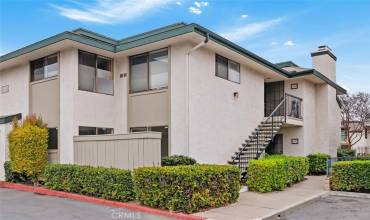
[8,114,48,185]
[340,92,370,149]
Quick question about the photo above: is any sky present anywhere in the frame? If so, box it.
[0,0,369,93]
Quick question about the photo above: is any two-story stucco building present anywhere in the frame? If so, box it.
[0,23,346,179]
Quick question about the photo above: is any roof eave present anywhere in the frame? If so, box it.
[0,32,116,63]
[289,69,347,94]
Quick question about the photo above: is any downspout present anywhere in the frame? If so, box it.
[185,32,209,156]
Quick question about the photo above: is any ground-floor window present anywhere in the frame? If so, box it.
[130,126,168,158]
[47,128,58,150]
[79,126,114,135]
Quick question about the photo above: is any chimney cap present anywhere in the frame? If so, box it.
[311,45,337,61]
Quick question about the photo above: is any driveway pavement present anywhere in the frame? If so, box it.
[280,195,370,220]
[0,188,174,220]
[194,176,329,220]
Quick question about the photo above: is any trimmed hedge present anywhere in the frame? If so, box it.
[337,148,356,158]
[247,155,309,193]
[43,164,135,202]
[8,115,48,184]
[4,161,32,184]
[133,164,240,213]
[330,160,370,192]
[161,155,196,166]
[307,153,330,175]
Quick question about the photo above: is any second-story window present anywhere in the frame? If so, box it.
[215,54,240,83]
[130,48,168,93]
[30,53,59,82]
[78,50,113,95]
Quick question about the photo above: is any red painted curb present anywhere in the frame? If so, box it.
[0,181,205,220]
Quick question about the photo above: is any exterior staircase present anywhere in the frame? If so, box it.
[228,93,302,174]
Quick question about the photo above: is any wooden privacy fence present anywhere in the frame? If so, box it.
[73,132,161,170]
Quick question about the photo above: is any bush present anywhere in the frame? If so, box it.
[337,147,356,158]
[133,164,240,213]
[247,155,308,193]
[330,160,370,192]
[8,115,48,184]
[4,161,32,184]
[43,164,135,202]
[161,155,196,166]
[307,153,330,175]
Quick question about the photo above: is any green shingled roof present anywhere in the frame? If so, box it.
[0,22,346,94]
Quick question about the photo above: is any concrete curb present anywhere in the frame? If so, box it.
[0,181,206,220]
[256,191,329,220]
[329,191,370,199]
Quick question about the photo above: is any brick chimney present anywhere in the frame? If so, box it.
[311,45,337,82]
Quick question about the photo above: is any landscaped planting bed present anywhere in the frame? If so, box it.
[247,155,309,193]
[307,153,330,175]
[133,164,240,213]
[330,160,370,192]
[43,164,135,202]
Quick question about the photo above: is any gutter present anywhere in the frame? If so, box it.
[184,32,209,156]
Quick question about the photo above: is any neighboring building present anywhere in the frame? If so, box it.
[0,23,346,178]
[341,119,370,155]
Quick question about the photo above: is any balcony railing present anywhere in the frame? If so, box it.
[285,94,303,120]
[264,93,303,120]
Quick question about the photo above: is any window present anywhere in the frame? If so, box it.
[79,126,113,135]
[130,48,168,93]
[78,51,113,95]
[31,54,59,82]
[215,54,240,83]
[47,128,58,150]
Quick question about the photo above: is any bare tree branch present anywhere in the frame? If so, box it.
[340,92,370,149]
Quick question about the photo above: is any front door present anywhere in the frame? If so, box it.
[265,134,283,155]
[264,81,284,117]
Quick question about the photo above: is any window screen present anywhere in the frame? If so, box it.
[47,128,58,150]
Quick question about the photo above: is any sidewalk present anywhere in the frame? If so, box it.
[193,176,329,220]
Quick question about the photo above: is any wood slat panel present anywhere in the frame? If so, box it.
[73,132,161,170]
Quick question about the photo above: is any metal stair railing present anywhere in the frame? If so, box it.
[237,93,292,171]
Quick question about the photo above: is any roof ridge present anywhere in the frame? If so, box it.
[275,61,299,68]
[118,22,188,43]
[72,28,118,45]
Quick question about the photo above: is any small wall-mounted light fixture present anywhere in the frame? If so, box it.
[291,83,298,90]
[233,92,239,99]
[291,138,299,144]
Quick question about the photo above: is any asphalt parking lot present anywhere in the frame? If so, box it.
[0,188,174,220]
[280,195,370,220]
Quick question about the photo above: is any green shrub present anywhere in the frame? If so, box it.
[133,164,240,213]
[247,155,308,193]
[8,115,48,184]
[43,164,135,202]
[4,161,32,184]
[337,147,356,158]
[330,160,370,192]
[161,155,196,166]
[307,153,330,175]
[356,154,370,160]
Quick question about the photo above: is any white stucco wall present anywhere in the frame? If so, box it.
[59,48,128,163]
[170,43,265,164]
[0,63,30,117]
[170,42,189,156]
